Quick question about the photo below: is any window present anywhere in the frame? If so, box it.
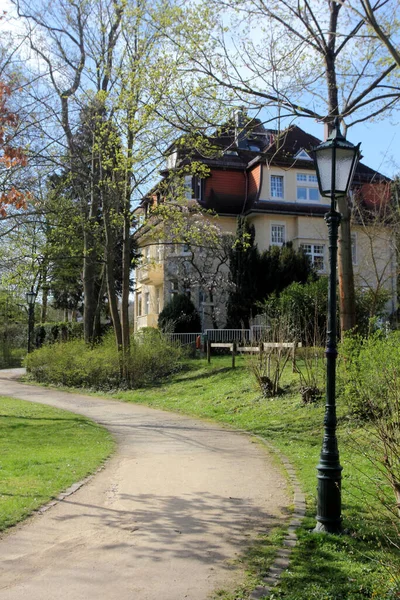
[301,244,325,271]
[182,175,203,202]
[184,175,192,200]
[156,244,163,261]
[143,246,150,263]
[294,149,313,161]
[136,292,142,316]
[193,176,203,202]
[297,173,319,202]
[170,280,179,299]
[166,151,177,169]
[270,175,284,198]
[144,292,150,315]
[351,233,357,264]
[155,287,162,313]
[271,224,285,246]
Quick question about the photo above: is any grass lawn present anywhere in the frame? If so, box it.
[103,354,399,600]
[0,396,114,532]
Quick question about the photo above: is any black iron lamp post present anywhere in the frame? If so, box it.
[26,289,36,354]
[312,119,361,533]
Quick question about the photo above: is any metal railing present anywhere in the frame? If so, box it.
[165,333,201,346]
[205,329,251,343]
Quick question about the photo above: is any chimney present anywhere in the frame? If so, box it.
[234,108,248,149]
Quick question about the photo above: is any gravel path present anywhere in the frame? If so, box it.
[0,369,288,600]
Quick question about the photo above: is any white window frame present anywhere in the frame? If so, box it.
[184,175,192,200]
[301,243,325,272]
[156,244,163,262]
[270,175,284,199]
[271,224,286,246]
[143,245,151,263]
[144,292,150,315]
[155,287,162,314]
[136,292,142,316]
[296,173,320,202]
[351,233,357,265]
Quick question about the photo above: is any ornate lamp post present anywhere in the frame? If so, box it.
[312,119,361,533]
[26,289,36,354]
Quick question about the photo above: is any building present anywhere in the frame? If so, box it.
[133,115,395,331]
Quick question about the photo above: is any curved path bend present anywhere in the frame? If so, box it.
[0,369,288,600]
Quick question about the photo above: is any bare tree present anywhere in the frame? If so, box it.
[184,0,400,331]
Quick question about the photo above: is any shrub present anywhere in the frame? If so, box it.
[33,321,85,348]
[25,329,182,390]
[158,294,201,333]
[260,277,328,344]
[0,322,26,368]
[339,331,400,525]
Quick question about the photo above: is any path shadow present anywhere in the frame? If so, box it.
[52,491,287,567]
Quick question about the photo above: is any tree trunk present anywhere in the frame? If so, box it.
[103,199,123,352]
[337,196,356,335]
[41,287,48,324]
[121,207,131,358]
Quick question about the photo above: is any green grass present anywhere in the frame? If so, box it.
[103,355,399,600]
[0,396,114,531]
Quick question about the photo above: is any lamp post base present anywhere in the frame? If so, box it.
[313,520,342,534]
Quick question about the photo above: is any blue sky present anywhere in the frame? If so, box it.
[295,117,398,179]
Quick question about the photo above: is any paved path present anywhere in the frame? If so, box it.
[0,369,288,600]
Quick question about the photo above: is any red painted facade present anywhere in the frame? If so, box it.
[205,169,246,200]
[248,165,261,201]
[360,182,391,208]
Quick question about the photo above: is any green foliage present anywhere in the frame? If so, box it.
[226,217,260,328]
[259,243,315,299]
[227,218,316,329]
[0,291,28,366]
[25,330,182,390]
[339,330,400,419]
[158,293,201,333]
[261,277,328,344]
[339,331,400,571]
[354,287,391,336]
[33,321,85,348]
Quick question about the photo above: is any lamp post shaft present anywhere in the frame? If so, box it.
[27,304,34,354]
[315,205,343,534]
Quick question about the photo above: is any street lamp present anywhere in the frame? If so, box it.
[312,118,361,534]
[26,289,36,354]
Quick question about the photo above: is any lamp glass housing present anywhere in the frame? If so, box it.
[26,291,36,306]
[313,121,361,198]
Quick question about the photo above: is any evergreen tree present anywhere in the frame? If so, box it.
[227,217,316,328]
[226,217,260,329]
[158,294,201,333]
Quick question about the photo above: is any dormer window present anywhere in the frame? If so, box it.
[294,149,313,161]
[184,175,203,201]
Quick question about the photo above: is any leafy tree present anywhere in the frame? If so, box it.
[158,293,201,333]
[0,81,28,216]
